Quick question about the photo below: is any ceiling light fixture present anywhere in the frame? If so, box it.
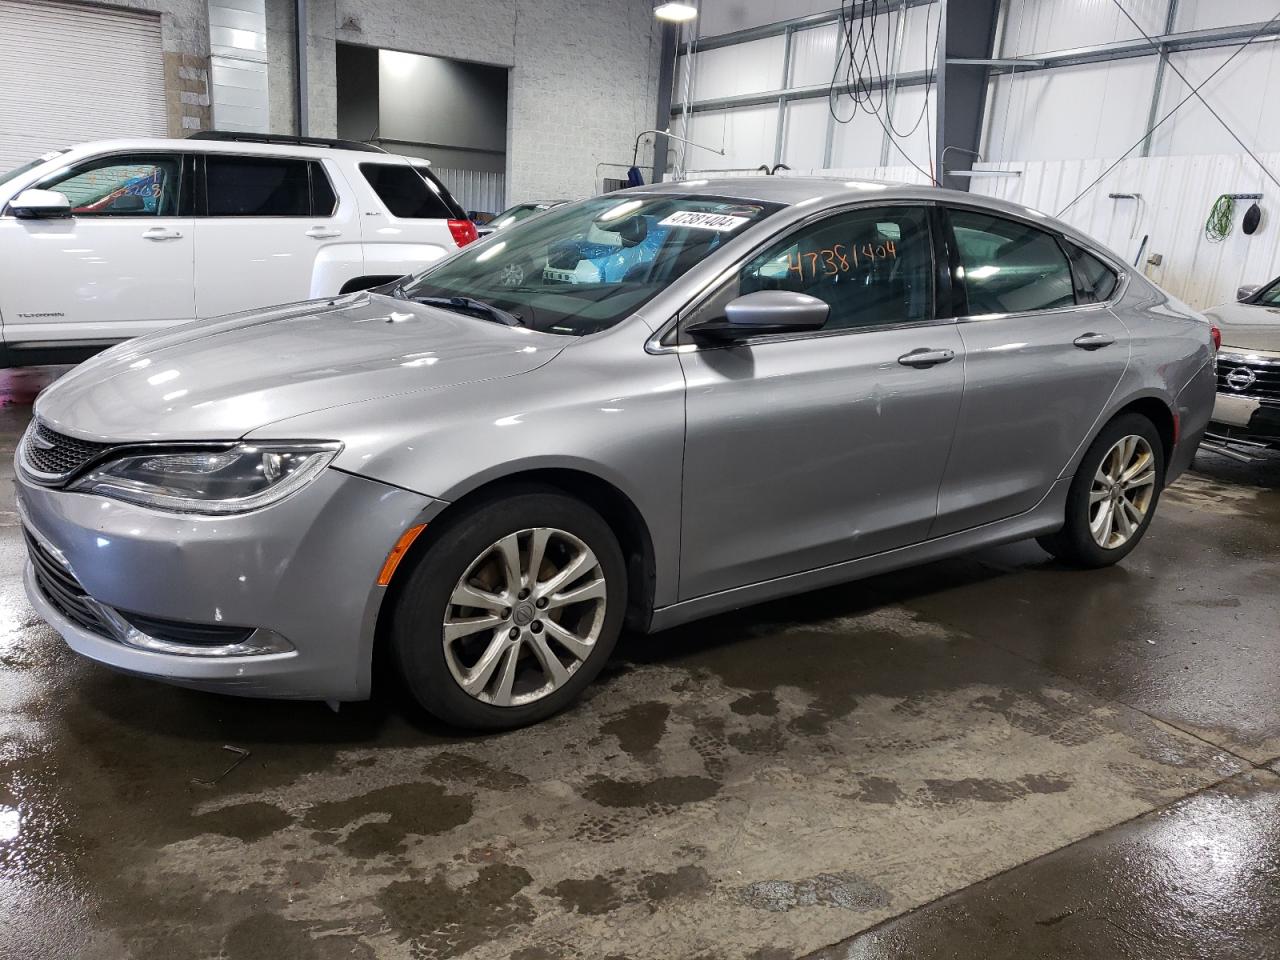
[654,2,697,22]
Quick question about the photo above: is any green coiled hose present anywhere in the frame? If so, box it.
[1205,194,1234,242]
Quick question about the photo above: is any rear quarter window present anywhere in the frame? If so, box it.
[359,163,464,220]
[1064,241,1119,303]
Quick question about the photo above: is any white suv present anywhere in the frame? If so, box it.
[0,132,478,366]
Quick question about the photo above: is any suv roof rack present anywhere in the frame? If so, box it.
[186,131,388,154]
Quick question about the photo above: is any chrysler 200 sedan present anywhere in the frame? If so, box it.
[18,178,1217,728]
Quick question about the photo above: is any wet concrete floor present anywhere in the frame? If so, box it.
[0,367,1277,959]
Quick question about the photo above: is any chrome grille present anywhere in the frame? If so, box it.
[1216,354,1280,405]
[24,528,110,637]
[21,421,116,481]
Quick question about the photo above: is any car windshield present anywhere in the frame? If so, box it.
[1255,279,1280,307]
[0,150,67,192]
[397,194,780,336]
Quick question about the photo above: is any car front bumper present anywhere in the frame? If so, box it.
[17,467,439,700]
[1208,391,1280,449]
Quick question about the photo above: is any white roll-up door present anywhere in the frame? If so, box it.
[0,0,167,172]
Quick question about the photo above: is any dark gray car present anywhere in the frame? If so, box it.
[16,178,1217,728]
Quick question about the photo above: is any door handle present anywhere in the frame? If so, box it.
[1073,332,1116,350]
[142,227,183,241]
[898,347,956,368]
[306,226,341,239]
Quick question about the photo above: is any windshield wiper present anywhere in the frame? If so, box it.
[410,295,524,327]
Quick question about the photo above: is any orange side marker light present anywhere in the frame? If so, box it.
[377,523,427,586]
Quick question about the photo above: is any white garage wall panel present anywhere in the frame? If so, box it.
[780,99,829,169]
[789,23,839,88]
[689,35,786,101]
[209,0,270,133]
[983,57,1158,162]
[971,153,1280,309]
[1175,0,1280,32]
[999,0,1167,57]
[1147,43,1280,157]
[683,105,779,173]
[0,0,166,170]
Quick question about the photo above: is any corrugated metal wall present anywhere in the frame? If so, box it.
[208,0,270,134]
[971,154,1280,309]
[0,0,167,169]
[433,167,507,217]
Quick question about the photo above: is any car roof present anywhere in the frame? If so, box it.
[623,175,1122,265]
[52,137,423,164]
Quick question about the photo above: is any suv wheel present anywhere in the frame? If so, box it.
[1038,412,1165,568]
[389,490,626,729]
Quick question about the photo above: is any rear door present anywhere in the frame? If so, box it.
[0,150,193,343]
[931,206,1129,536]
[193,153,355,318]
[353,161,463,277]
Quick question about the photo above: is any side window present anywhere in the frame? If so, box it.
[949,209,1076,315]
[310,161,337,216]
[38,154,181,216]
[359,163,456,219]
[205,156,311,217]
[1063,240,1118,303]
[685,205,934,335]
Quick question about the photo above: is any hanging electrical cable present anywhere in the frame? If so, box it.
[827,0,942,184]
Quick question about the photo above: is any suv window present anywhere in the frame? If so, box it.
[950,209,1075,315]
[360,163,461,219]
[38,154,181,216]
[310,163,337,217]
[205,156,322,217]
[1063,240,1118,303]
[685,205,934,335]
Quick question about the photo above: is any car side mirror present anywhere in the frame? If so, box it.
[9,188,71,219]
[1237,284,1260,302]
[687,290,830,342]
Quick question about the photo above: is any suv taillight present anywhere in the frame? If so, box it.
[1210,324,1221,352]
[448,219,478,248]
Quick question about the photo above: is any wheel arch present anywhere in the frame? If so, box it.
[372,467,660,684]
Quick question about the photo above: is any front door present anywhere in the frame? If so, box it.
[0,151,194,343]
[931,206,1130,536]
[678,204,965,600]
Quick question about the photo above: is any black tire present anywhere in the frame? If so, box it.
[1037,412,1165,568]
[389,489,627,729]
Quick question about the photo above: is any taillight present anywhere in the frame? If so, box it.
[1210,324,1221,352]
[448,219,478,248]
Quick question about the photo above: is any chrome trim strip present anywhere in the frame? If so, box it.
[1219,347,1280,364]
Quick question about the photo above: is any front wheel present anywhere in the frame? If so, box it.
[389,490,626,729]
[1037,413,1165,568]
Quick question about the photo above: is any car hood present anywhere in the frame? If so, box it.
[1205,300,1280,353]
[34,293,566,442]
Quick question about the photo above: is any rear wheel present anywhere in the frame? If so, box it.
[389,491,626,729]
[1037,413,1165,568]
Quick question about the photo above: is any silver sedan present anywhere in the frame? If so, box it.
[17,178,1217,728]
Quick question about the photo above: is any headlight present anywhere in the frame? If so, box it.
[70,442,341,514]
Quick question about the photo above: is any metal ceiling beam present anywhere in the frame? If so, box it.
[982,18,1280,74]
[672,70,934,115]
[680,0,936,54]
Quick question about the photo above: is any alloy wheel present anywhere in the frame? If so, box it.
[1089,434,1157,549]
[442,527,607,706]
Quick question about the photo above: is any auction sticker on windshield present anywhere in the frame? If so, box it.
[659,210,752,231]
